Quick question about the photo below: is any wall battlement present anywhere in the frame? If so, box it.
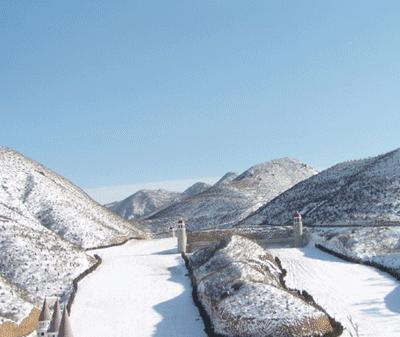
[186,225,305,253]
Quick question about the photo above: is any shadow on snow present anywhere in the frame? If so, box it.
[152,262,205,337]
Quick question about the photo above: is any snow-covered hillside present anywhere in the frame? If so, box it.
[314,227,400,274]
[0,190,93,324]
[242,149,400,226]
[0,147,145,248]
[0,147,145,324]
[188,236,336,337]
[141,158,316,234]
[0,275,32,324]
[107,182,211,221]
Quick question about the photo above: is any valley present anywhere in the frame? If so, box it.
[3,147,400,337]
[63,236,400,337]
[70,238,206,337]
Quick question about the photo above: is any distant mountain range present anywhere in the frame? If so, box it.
[0,147,145,324]
[241,148,400,227]
[107,182,211,220]
[138,158,317,234]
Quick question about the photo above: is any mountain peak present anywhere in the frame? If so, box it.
[183,182,211,197]
[241,148,400,227]
[233,158,317,186]
[215,172,238,186]
[140,158,316,233]
[108,182,211,221]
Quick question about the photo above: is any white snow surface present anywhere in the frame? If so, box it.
[269,244,400,337]
[70,238,206,337]
[142,158,316,234]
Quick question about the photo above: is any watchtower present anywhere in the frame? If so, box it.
[176,219,187,254]
[293,211,303,247]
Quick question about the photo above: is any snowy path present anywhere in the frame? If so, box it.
[269,245,400,337]
[70,238,206,337]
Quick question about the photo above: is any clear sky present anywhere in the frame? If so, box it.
[1,1,400,201]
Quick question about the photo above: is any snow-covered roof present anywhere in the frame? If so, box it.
[38,298,51,321]
[58,308,74,337]
[47,299,62,333]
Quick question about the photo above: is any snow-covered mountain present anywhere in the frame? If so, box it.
[0,147,145,248]
[182,181,211,198]
[108,189,182,220]
[0,147,145,324]
[241,148,400,226]
[141,158,317,234]
[214,172,238,186]
[107,182,211,221]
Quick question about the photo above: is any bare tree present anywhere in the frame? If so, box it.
[347,315,360,337]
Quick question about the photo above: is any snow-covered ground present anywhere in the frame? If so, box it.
[70,238,206,337]
[269,244,400,337]
[189,236,336,337]
[314,227,400,273]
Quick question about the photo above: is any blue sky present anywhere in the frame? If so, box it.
[1,1,400,201]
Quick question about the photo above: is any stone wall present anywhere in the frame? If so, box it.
[187,226,296,252]
[67,254,102,313]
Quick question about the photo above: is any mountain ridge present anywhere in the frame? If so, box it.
[140,157,317,233]
[107,181,211,221]
[241,148,400,227]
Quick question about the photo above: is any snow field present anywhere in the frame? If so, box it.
[70,238,206,337]
[269,244,400,337]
